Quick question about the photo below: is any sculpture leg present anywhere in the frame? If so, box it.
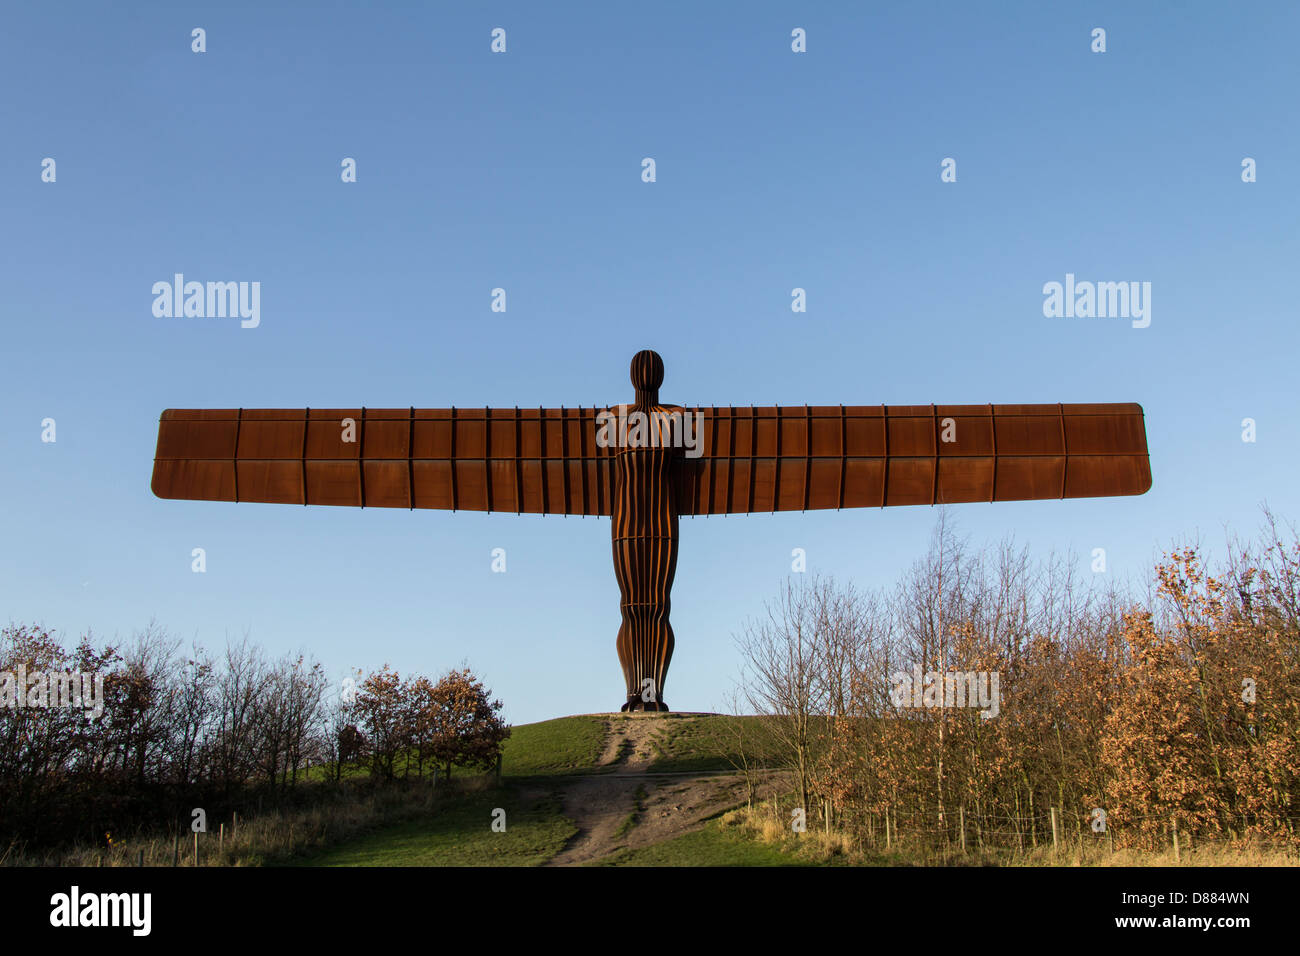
[611,521,678,713]
[615,602,675,712]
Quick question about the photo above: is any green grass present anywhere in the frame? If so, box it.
[647,714,780,773]
[299,715,608,784]
[306,714,770,782]
[294,785,575,867]
[501,716,608,777]
[279,716,858,868]
[597,819,817,867]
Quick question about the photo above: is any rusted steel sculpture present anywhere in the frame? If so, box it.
[612,350,679,711]
[151,349,1152,711]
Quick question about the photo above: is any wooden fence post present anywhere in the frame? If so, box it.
[194,831,199,867]
[959,807,966,853]
[885,806,892,850]
[1172,814,1180,862]
[219,823,224,857]
[1050,807,1058,853]
[172,831,179,867]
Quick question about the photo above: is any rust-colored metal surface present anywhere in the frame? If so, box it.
[612,350,677,711]
[151,406,617,514]
[152,349,1152,710]
[674,402,1152,513]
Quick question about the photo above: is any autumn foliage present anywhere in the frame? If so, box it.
[735,510,1300,853]
[342,665,510,782]
[0,620,510,851]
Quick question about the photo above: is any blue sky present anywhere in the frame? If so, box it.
[2,2,1297,724]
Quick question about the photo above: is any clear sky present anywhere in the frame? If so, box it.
[2,2,1296,724]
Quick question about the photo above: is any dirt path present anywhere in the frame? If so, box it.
[543,714,751,866]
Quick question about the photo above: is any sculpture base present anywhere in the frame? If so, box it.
[621,696,670,713]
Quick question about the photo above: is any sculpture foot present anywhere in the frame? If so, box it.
[620,696,670,713]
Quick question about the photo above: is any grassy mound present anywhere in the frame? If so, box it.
[501,715,608,777]
[296,785,575,867]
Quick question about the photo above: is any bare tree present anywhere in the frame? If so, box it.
[213,636,267,794]
[170,642,216,786]
[735,575,834,816]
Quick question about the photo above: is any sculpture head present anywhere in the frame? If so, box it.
[631,349,664,407]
